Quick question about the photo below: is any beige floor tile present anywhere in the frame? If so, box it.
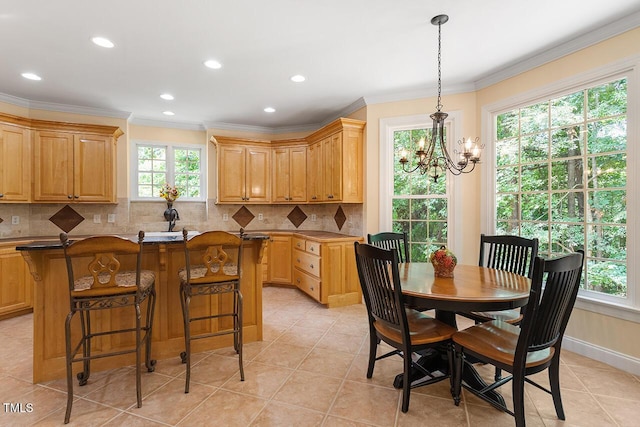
[316,330,366,354]
[297,347,356,379]
[221,361,293,399]
[329,380,399,426]
[273,370,343,412]
[33,398,122,426]
[253,341,311,369]
[594,394,640,427]
[275,324,327,347]
[396,393,467,427]
[569,364,640,400]
[178,389,266,426]
[83,370,173,410]
[250,401,325,426]
[186,353,244,387]
[102,411,169,426]
[322,416,381,427]
[527,387,616,426]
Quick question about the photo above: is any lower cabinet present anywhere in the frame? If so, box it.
[0,242,33,319]
[292,235,362,308]
[267,235,292,284]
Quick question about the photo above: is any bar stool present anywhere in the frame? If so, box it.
[179,229,244,393]
[60,231,156,424]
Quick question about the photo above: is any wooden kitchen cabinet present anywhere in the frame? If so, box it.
[272,144,307,203]
[215,138,271,203]
[306,141,322,202]
[292,234,362,307]
[0,242,33,320]
[306,118,365,203]
[33,126,121,203]
[0,122,31,202]
[267,234,292,284]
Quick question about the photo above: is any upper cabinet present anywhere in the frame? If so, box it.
[0,121,31,202]
[33,125,121,203]
[0,112,122,204]
[215,137,271,203]
[212,117,364,205]
[271,141,307,203]
[307,118,365,203]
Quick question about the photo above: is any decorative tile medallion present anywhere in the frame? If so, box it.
[232,206,255,228]
[50,205,85,232]
[334,205,347,230]
[287,206,307,228]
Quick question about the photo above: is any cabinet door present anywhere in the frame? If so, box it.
[0,124,30,202]
[307,142,322,202]
[322,133,343,201]
[33,131,75,201]
[74,134,115,202]
[272,147,291,202]
[245,146,270,202]
[0,246,33,319]
[289,146,307,202]
[268,235,292,283]
[218,144,247,203]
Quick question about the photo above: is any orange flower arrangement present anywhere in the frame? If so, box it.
[430,246,457,278]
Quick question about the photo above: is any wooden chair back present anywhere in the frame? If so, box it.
[61,232,145,295]
[479,234,539,278]
[367,232,410,263]
[182,229,242,284]
[518,250,584,360]
[354,242,408,337]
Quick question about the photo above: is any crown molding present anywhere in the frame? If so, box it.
[474,10,640,90]
[129,116,206,131]
[28,98,131,119]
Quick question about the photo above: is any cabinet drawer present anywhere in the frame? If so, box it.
[292,237,306,251]
[293,269,320,301]
[294,249,320,278]
[305,241,321,255]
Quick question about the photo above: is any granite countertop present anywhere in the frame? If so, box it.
[15,231,270,251]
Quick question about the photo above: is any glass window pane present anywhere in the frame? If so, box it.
[520,102,549,134]
[586,154,626,188]
[551,192,584,222]
[392,199,409,220]
[521,193,548,221]
[411,199,428,220]
[551,90,584,127]
[588,190,626,224]
[496,194,519,221]
[521,132,548,162]
[588,225,626,261]
[586,260,626,296]
[410,221,427,242]
[521,163,548,191]
[588,79,627,119]
[429,198,447,220]
[551,125,584,158]
[496,166,519,193]
[588,118,627,153]
[551,158,583,190]
[496,138,518,166]
[496,111,519,140]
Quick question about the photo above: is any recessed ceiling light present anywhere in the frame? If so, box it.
[163,111,175,116]
[264,107,276,113]
[290,74,306,83]
[21,72,42,81]
[160,93,174,100]
[91,36,114,48]
[204,60,222,69]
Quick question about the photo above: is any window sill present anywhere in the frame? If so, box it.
[574,295,640,323]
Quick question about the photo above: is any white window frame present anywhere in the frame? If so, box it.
[379,112,465,254]
[130,140,207,202]
[480,55,640,322]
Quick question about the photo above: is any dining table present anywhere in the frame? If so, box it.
[397,262,531,406]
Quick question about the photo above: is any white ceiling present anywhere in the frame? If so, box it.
[1,0,639,132]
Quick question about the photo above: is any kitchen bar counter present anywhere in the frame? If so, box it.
[17,232,268,383]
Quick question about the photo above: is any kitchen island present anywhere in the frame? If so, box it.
[17,232,268,383]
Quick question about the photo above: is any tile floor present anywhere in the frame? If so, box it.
[1,286,640,426]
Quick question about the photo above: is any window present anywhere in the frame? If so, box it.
[392,128,448,262]
[132,141,205,201]
[380,113,464,262]
[492,76,631,304]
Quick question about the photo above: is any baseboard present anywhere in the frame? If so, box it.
[563,335,640,376]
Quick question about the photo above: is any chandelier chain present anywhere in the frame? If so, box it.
[436,19,443,112]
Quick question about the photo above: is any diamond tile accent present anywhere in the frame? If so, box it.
[232,206,255,228]
[49,205,85,232]
[287,206,308,228]
[0,217,3,224]
[334,205,347,230]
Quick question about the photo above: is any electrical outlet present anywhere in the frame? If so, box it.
[107,214,116,223]
[93,214,101,223]
[311,214,317,222]
[11,215,19,225]
[258,213,264,221]
[223,213,229,221]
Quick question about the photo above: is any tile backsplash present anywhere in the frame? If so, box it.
[0,200,364,238]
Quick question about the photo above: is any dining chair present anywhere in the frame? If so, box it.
[367,231,410,263]
[60,231,156,424]
[452,250,584,427]
[354,242,457,412]
[461,234,539,325]
[179,229,244,393]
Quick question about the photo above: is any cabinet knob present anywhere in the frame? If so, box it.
[310,286,314,291]
[310,264,314,269]
[0,193,4,198]
[296,278,301,284]
[74,195,79,199]
[297,258,301,263]
[311,196,317,200]
[68,195,73,199]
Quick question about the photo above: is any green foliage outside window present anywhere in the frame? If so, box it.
[495,78,627,297]
[136,145,203,200]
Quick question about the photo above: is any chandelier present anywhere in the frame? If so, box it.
[399,14,483,182]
